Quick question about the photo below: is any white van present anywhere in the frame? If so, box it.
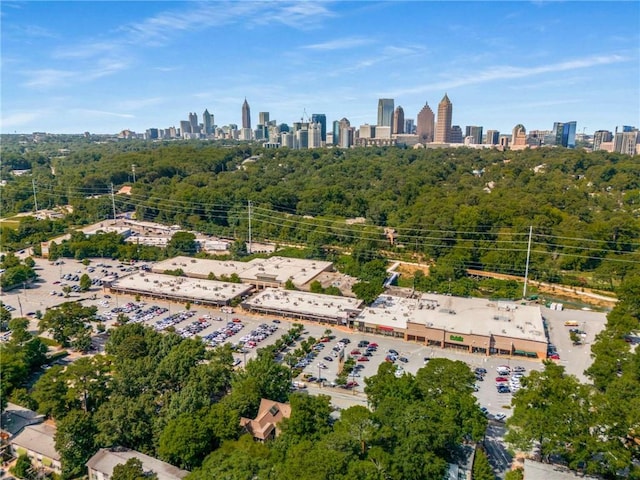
[496,366,511,375]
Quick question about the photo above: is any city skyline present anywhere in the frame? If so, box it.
[1,1,638,134]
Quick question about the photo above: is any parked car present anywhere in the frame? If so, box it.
[323,356,334,362]
[350,349,361,355]
[399,356,409,363]
[357,356,370,362]
[388,349,399,355]
[494,413,507,421]
[495,377,509,382]
[497,386,511,393]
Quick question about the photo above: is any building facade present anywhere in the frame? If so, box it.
[465,126,483,144]
[377,98,394,127]
[435,94,453,143]
[311,114,327,142]
[393,106,405,134]
[416,102,435,144]
[242,98,251,129]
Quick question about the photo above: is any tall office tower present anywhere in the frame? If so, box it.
[242,98,251,129]
[552,121,577,148]
[332,120,341,145]
[308,122,322,148]
[416,102,435,143]
[189,112,198,132]
[435,94,453,143]
[259,112,270,125]
[392,106,405,134]
[465,126,483,144]
[593,130,613,151]
[450,126,463,144]
[311,114,327,142]
[339,118,352,148]
[511,124,527,147]
[485,129,500,145]
[203,109,213,134]
[295,129,309,149]
[179,120,192,135]
[615,130,639,155]
[404,119,415,135]
[279,123,290,133]
[281,132,294,148]
[377,99,394,127]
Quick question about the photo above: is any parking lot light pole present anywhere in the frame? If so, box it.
[318,364,321,387]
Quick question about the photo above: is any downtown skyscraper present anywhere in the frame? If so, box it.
[435,94,453,143]
[242,98,251,129]
[416,102,435,144]
[377,99,394,128]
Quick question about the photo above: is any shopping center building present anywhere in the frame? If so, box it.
[354,294,548,358]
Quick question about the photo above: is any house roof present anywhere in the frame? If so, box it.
[86,448,189,480]
[10,422,59,461]
[0,402,45,438]
[239,398,291,441]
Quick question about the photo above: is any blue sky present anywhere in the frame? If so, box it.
[1,1,639,135]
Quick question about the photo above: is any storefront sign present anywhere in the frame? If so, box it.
[450,335,464,342]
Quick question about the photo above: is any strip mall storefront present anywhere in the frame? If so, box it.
[405,322,547,358]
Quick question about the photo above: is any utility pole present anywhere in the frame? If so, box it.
[247,200,252,254]
[32,178,39,212]
[110,183,117,223]
[523,225,533,299]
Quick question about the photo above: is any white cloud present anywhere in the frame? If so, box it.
[385,54,629,97]
[303,36,373,51]
[24,69,75,88]
[71,109,135,119]
[0,112,41,131]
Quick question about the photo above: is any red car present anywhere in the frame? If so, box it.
[357,356,370,362]
[368,342,379,348]
[549,353,560,360]
[495,377,509,382]
[350,349,361,355]
[232,318,242,323]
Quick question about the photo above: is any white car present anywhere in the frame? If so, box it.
[494,413,507,421]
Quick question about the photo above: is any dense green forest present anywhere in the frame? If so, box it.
[1,140,640,289]
[1,138,639,292]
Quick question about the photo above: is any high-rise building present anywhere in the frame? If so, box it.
[179,120,191,136]
[416,102,435,144]
[189,112,198,132]
[593,130,613,151]
[553,121,577,148]
[393,106,405,134]
[404,119,415,135]
[511,124,527,149]
[377,99,394,127]
[203,109,213,135]
[435,94,453,143]
[309,122,322,148]
[615,129,639,155]
[311,114,327,142]
[465,126,483,144]
[485,130,500,145]
[332,120,341,146]
[339,118,352,148]
[359,124,375,139]
[450,125,463,144]
[259,112,270,125]
[242,99,251,129]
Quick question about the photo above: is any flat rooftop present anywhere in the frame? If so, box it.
[357,294,546,342]
[110,272,253,304]
[152,256,333,287]
[243,288,363,322]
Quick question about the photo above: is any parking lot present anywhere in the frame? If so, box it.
[2,256,610,418]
